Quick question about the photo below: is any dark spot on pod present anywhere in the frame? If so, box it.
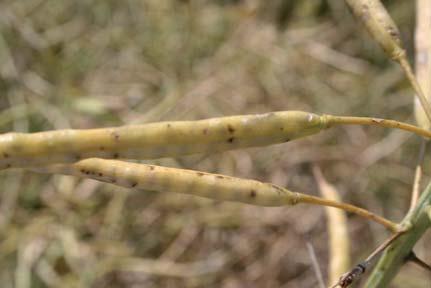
[111,179,116,183]
[167,123,171,128]
[131,182,138,188]
[75,154,81,160]
[250,190,256,198]
[227,137,234,143]
[99,146,105,151]
[197,172,205,176]
[279,127,284,131]
[284,138,290,143]
[111,132,120,141]
[3,152,9,158]
[227,125,235,133]
[5,164,11,168]
[80,169,86,174]
[216,175,224,179]
[203,128,208,135]
[149,165,155,170]
[98,173,103,177]
[113,153,119,159]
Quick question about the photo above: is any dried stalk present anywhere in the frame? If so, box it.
[313,166,350,286]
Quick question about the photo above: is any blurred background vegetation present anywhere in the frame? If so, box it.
[0,0,430,287]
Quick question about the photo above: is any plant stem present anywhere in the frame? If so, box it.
[297,194,398,232]
[398,57,431,123]
[326,115,431,138]
[365,182,431,287]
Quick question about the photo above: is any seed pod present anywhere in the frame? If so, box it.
[0,111,327,169]
[345,0,431,123]
[37,158,300,206]
[34,158,399,231]
[344,0,404,60]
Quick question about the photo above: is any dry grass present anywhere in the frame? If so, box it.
[0,1,430,287]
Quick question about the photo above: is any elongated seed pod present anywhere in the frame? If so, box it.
[36,158,300,206]
[34,158,399,231]
[0,111,327,169]
[345,0,431,123]
[344,0,403,60]
[3,111,431,170]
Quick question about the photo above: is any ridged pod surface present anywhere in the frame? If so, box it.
[0,111,327,169]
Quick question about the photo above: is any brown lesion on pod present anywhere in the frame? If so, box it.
[113,153,120,159]
[227,137,235,143]
[250,189,257,198]
[3,152,9,158]
[196,172,205,176]
[148,165,155,170]
[216,175,225,179]
[130,182,138,188]
[202,128,208,135]
[111,131,120,142]
[227,124,235,133]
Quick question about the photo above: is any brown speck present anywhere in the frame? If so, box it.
[197,172,205,176]
[284,138,290,143]
[111,179,116,183]
[250,190,256,198]
[149,166,155,170]
[3,152,9,158]
[98,173,103,177]
[131,182,138,187]
[111,132,120,141]
[75,154,81,160]
[113,153,119,159]
[203,128,208,135]
[80,169,86,174]
[167,123,171,128]
[227,137,234,143]
[216,175,224,179]
[5,164,11,168]
[279,127,284,131]
[227,125,235,133]
[99,146,105,151]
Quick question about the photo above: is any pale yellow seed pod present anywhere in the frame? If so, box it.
[37,158,300,206]
[0,111,327,169]
[344,0,405,60]
[34,158,399,231]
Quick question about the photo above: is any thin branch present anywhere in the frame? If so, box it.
[305,238,326,288]
[409,140,426,213]
[406,251,431,273]
[331,230,406,287]
[325,115,431,138]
